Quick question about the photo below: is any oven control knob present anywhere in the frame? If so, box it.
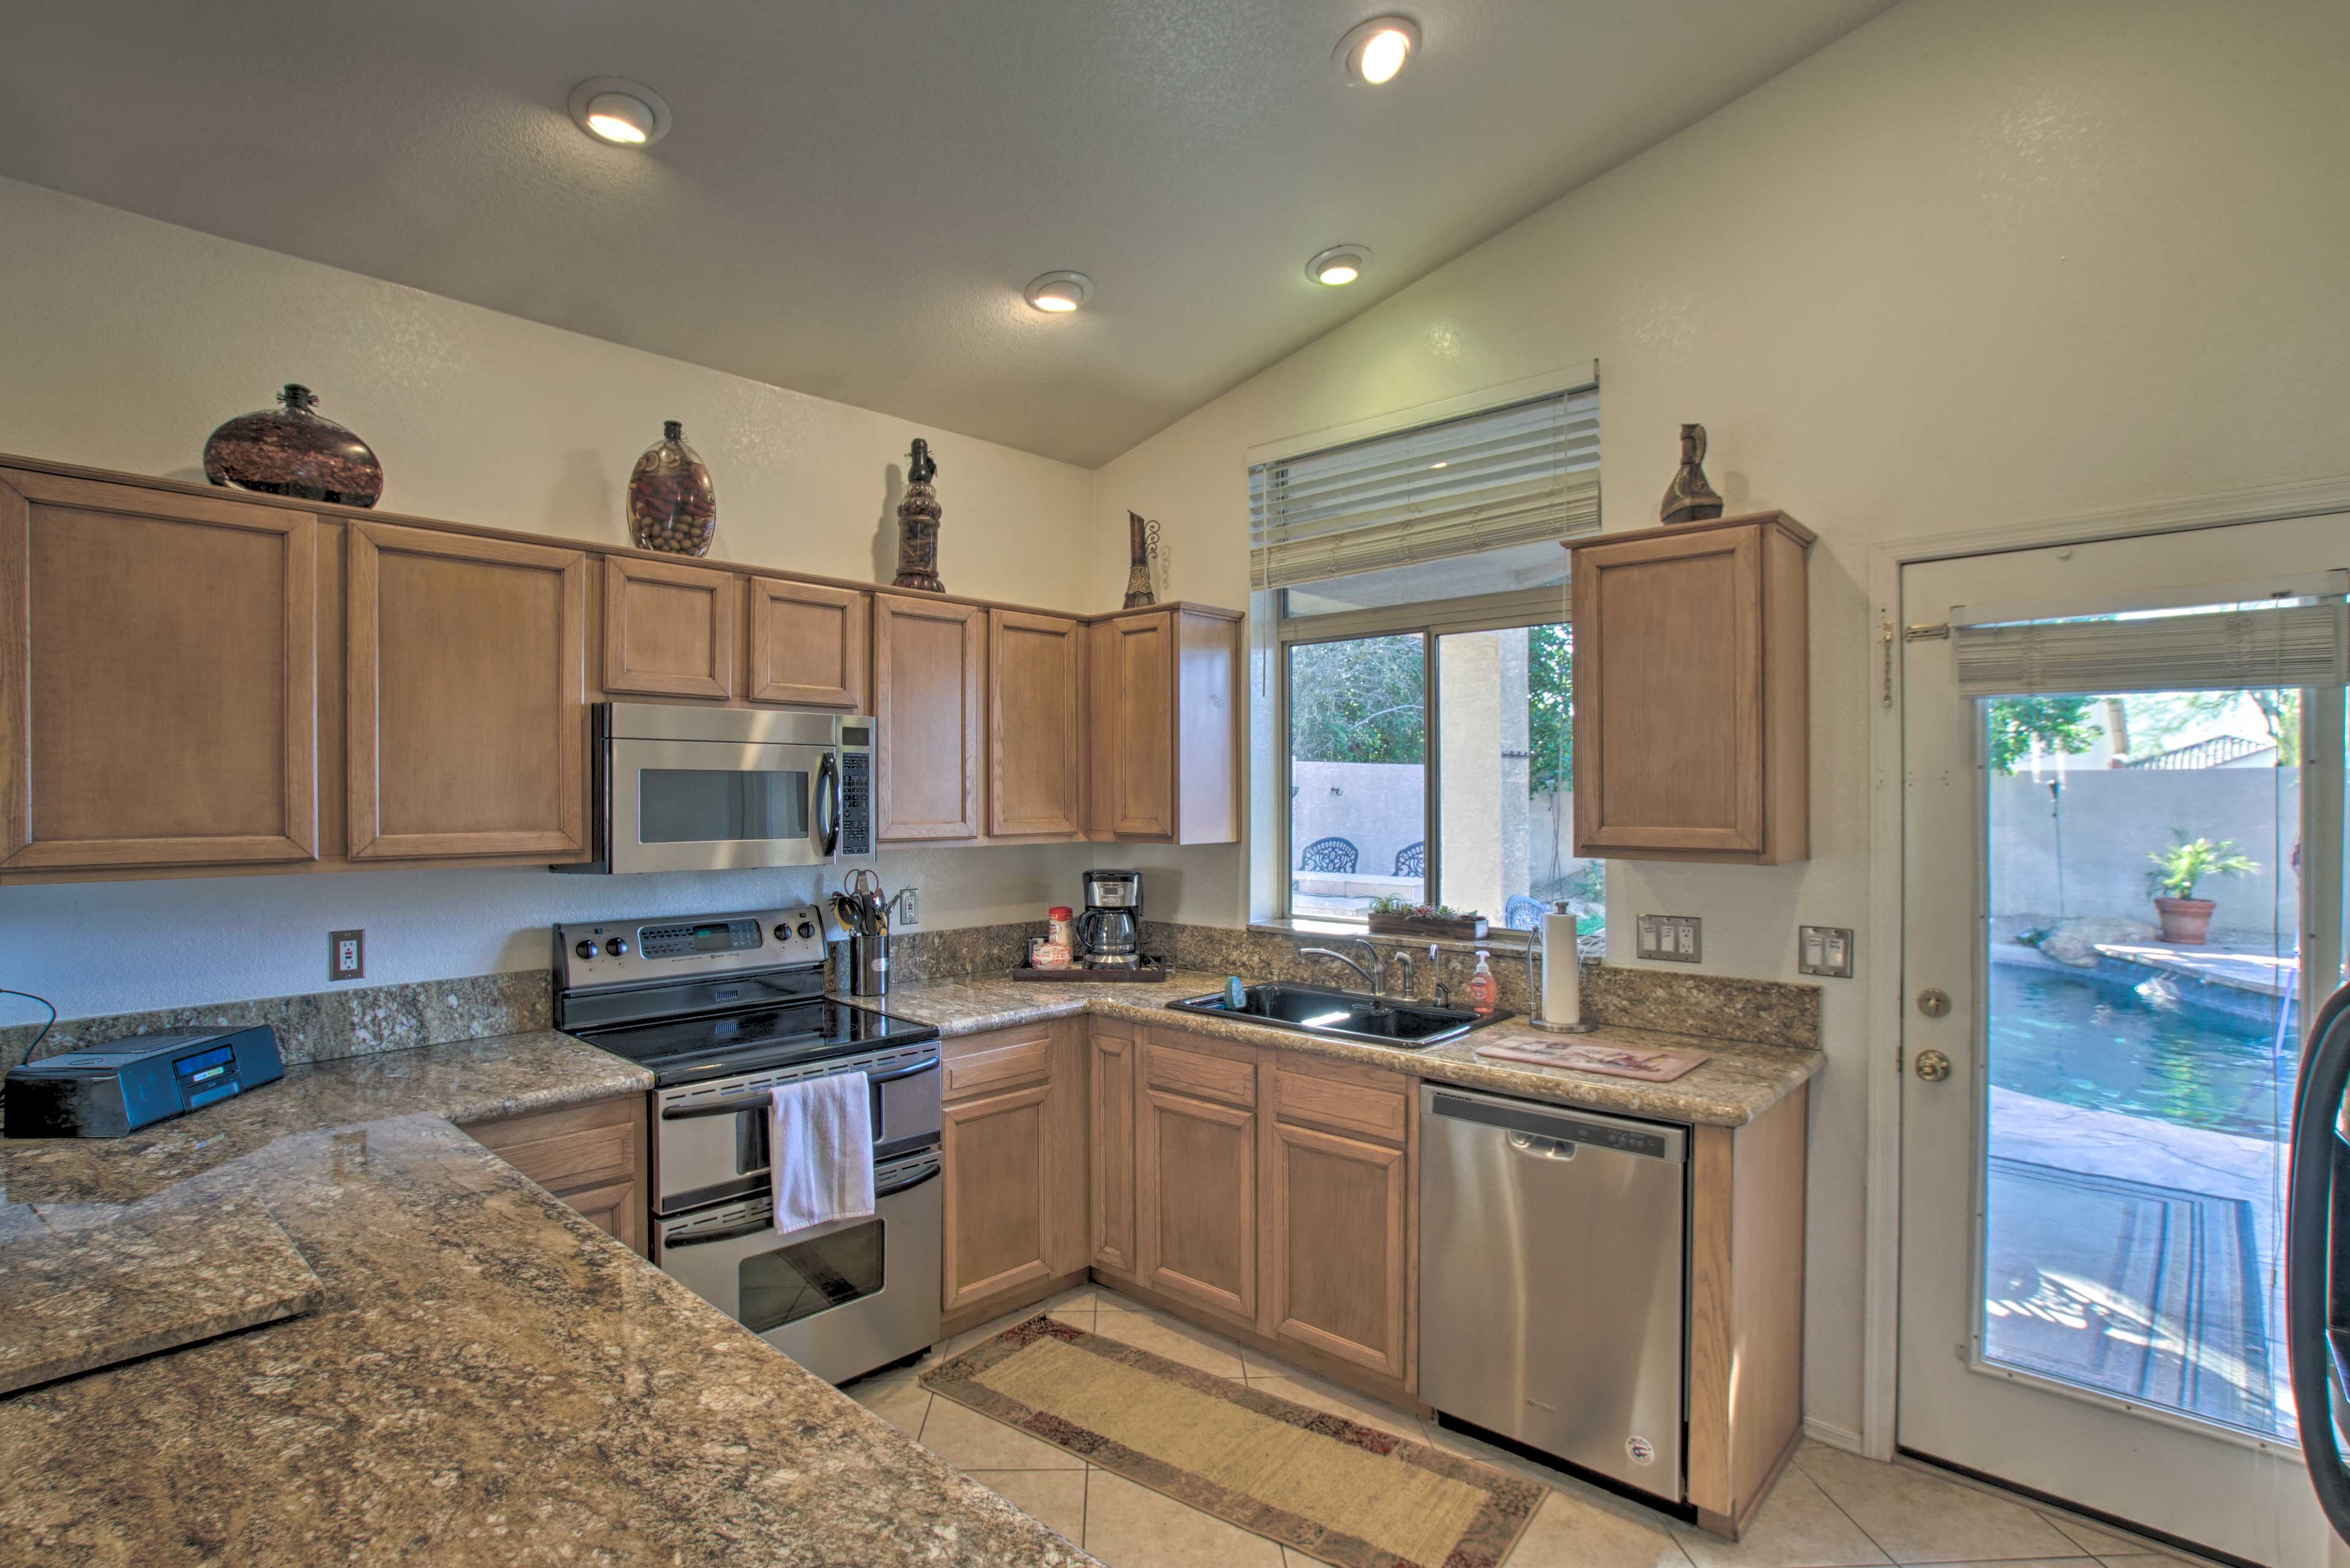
[773,924,790,942]
[605,938,630,958]
[573,940,597,960]
[796,920,816,939]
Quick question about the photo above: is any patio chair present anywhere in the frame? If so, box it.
[1298,836,1360,874]
[1393,841,1425,878]
[1505,895,1546,931]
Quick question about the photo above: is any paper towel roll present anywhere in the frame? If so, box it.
[1540,906,1581,1026]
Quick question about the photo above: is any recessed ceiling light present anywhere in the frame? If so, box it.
[1336,16,1420,85]
[1307,245,1371,286]
[1024,271,1094,313]
[568,77,672,147]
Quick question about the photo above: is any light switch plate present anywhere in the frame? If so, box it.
[329,929,365,982]
[1799,925,1855,978]
[1636,914,1703,963]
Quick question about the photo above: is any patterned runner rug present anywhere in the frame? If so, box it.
[922,1315,1543,1568]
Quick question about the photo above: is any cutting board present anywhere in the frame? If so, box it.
[1472,1037,1710,1081]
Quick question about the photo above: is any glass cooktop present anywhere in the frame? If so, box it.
[576,996,938,1087]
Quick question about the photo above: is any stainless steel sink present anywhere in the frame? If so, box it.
[1164,982,1502,1049]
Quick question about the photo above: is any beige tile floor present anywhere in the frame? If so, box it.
[845,1286,2212,1568]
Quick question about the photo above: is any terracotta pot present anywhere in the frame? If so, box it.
[2152,897,2217,945]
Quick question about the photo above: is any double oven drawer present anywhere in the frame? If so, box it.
[652,1043,941,1215]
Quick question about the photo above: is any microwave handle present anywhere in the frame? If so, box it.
[816,752,841,857]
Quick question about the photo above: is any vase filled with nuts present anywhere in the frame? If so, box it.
[627,420,718,555]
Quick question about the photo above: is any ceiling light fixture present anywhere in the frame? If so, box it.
[568,78,673,147]
[1307,245,1371,286]
[1024,271,1094,313]
[1336,16,1420,85]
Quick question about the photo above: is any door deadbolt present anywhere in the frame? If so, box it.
[1915,987,1952,1018]
[1913,1048,1953,1083]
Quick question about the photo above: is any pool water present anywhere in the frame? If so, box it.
[1988,963,2296,1140]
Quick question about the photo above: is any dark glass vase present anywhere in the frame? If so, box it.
[203,384,384,507]
[627,420,718,556]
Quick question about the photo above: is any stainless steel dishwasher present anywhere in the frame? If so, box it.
[1419,1083,1688,1499]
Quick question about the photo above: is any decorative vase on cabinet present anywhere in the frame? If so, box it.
[627,420,718,556]
[203,383,384,507]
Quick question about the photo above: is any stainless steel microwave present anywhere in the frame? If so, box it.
[561,703,875,875]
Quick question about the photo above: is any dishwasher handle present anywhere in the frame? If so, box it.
[1426,1087,1685,1162]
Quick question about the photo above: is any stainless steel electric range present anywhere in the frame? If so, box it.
[553,905,942,1384]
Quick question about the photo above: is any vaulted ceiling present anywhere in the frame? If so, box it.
[0,0,1895,465]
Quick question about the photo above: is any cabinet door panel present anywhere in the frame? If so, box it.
[988,609,1083,836]
[873,594,983,840]
[1091,1028,1138,1278]
[1138,1085,1257,1322]
[348,521,586,859]
[1089,613,1174,838]
[1264,1120,1408,1378]
[0,471,317,869]
[1573,526,1764,854]
[748,578,867,709]
[942,1083,1056,1310]
[602,556,736,700]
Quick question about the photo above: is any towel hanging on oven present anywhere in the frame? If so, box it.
[769,1073,874,1233]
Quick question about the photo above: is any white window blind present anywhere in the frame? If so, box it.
[1248,386,1598,592]
[1952,599,2350,698]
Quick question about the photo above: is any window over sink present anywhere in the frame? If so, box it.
[1250,376,1605,947]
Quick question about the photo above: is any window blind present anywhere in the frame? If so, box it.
[1952,599,2350,698]
[1248,386,1598,592]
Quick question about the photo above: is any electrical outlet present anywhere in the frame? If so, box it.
[329,928,365,982]
[1635,914,1703,963]
[897,887,919,927]
[1799,925,1856,978]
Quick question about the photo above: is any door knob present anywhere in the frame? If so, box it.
[1913,1048,1953,1083]
[1915,987,1951,1018]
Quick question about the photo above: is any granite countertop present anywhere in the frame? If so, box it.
[0,1031,1091,1566]
[870,969,1821,1127]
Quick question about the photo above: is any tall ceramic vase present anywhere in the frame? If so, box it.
[1122,511,1157,608]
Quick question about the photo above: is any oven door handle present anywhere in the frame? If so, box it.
[875,1162,942,1200]
[660,1057,936,1121]
[662,1217,774,1250]
[868,1058,939,1086]
[816,752,841,858]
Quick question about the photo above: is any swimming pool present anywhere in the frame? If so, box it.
[1988,961,2296,1140]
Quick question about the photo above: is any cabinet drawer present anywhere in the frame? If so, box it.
[1145,1034,1257,1109]
[944,1034,1054,1100]
[1270,1064,1409,1146]
[468,1096,641,1193]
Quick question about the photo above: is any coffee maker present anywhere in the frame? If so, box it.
[1076,869,1143,968]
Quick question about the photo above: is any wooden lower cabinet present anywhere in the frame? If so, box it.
[940,1021,1089,1316]
[1135,1030,1259,1325]
[1260,1058,1414,1383]
[1089,1023,1140,1280]
[464,1093,647,1256]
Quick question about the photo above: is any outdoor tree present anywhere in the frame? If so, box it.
[1528,624,1573,794]
[1984,696,2101,774]
[1288,635,1426,763]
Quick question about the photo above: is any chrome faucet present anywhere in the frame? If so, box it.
[1427,943,1452,1008]
[1387,948,1416,1000]
[1297,937,1383,999]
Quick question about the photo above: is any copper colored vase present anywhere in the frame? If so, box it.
[203,384,384,507]
[627,420,718,556]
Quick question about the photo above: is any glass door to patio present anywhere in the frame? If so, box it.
[1898,516,2350,1567]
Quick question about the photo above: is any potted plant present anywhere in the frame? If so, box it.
[1365,896,1488,941]
[2146,834,2259,945]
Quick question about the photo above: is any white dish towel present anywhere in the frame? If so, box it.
[769,1073,875,1234]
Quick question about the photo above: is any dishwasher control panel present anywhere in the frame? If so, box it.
[1425,1091,1679,1161]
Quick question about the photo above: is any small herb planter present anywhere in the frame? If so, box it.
[1367,911,1489,941]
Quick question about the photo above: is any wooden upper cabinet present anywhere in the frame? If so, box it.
[873,593,983,840]
[1569,512,1811,865]
[988,608,1084,837]
[1086,607,1240,845]
[602,556,737,700]
[748,577,868,709]
[347,521,587,859]
[0,471,318,870]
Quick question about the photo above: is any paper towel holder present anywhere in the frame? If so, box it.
[1526,902,1596,1034]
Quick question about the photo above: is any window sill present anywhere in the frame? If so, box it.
[1250,917,1545,957]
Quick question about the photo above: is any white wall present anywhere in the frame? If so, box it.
[1089,0,2350,1437]
[0,175,1102,1020]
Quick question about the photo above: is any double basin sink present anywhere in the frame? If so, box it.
[1165,982,1504,1050]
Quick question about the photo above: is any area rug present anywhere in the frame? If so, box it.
[1983,1156,2273,1432]
[920,1315,1543,1568]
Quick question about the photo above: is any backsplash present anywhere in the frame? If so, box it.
[2,970,550,1069]
[2,919,1821,1070]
